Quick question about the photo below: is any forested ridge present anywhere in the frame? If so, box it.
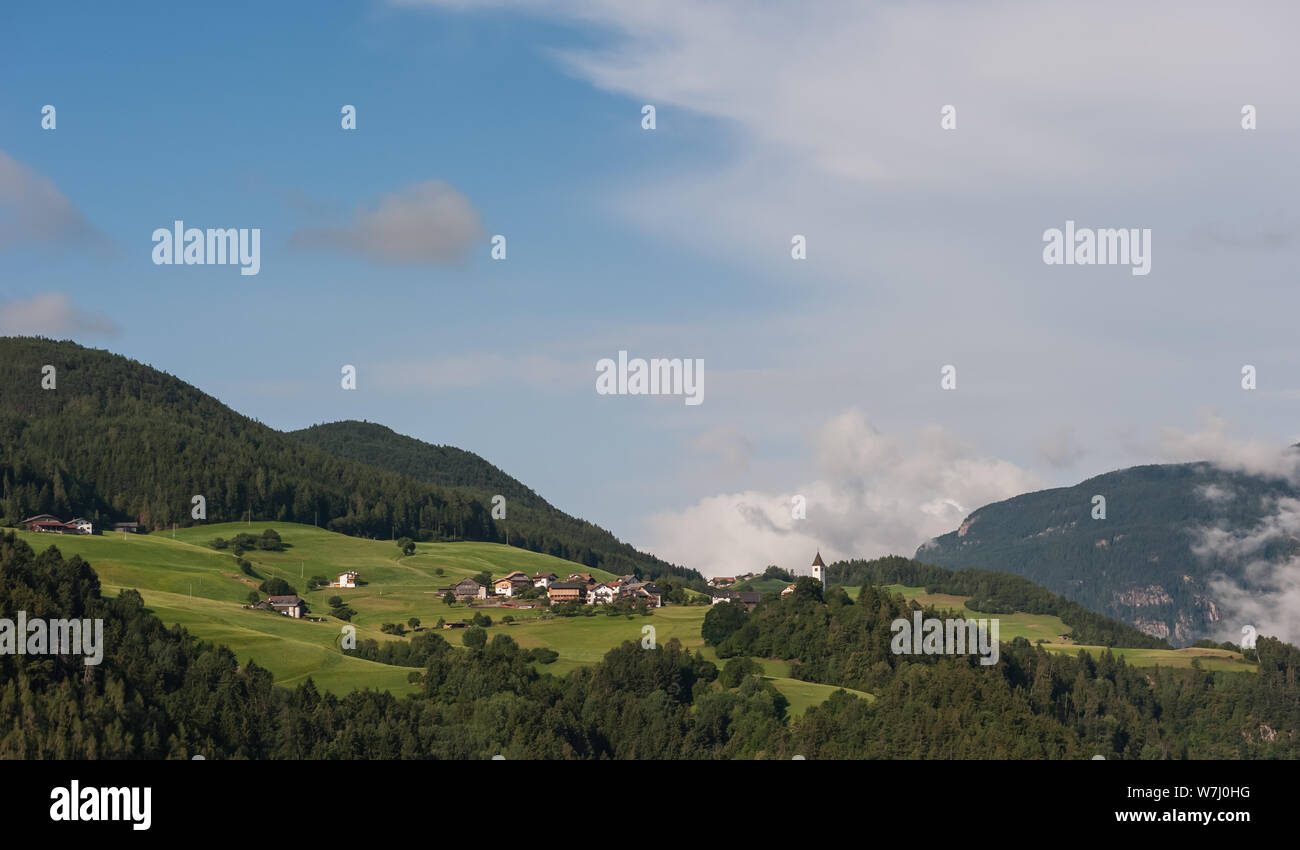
[4,534,1297,760]
[829,555,1172,649]
[0,337,698,584]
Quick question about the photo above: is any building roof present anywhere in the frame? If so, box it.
[266,595,302,605]
[548,581,586,590]
[811,551,825,567]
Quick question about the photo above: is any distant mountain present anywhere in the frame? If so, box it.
[0,337,700,585]
[917,463,1299,645]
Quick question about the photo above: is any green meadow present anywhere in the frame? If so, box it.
[17,524,610,694]
[15,523,873,712]
[850,584,1253,672]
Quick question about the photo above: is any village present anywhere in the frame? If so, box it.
[438,570,666,610]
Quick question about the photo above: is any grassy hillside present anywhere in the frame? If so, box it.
[16,524,604,692]
[16,523,866,714]
[852,584,1254,673]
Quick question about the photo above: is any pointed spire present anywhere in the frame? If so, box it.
[812,551,825,567]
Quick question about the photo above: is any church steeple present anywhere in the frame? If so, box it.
[811,551,825,584]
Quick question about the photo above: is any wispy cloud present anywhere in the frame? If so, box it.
[0,150,108,254]
[0,293,121,338]
[289,179,484,265]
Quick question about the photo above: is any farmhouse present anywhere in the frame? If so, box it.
[492,571,532,597]
[708,576,735,588]
[587,583,618,605]
[637,583,663,608]
[712,590,761,610]
[111,522,142,534]
[265,595,306,618]
[532,572,558,588]
[781,584,796,596]
[548,581,587,604]
[22,514,92,535]
[330,571,358,588]
[443,578,488,601]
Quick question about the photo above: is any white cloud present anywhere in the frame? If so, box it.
[640,409,1041,576]
[1193,496,1300,646]
[1154,413,1300,484]
[0,150,106,253]
[0,293,121,337]
[290,180,484,265]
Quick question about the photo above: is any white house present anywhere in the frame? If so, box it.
[330,571,358,589]
[67,518,93,534]
[587,584,618,605]
[494,571,532,597]
[533,572,558,588]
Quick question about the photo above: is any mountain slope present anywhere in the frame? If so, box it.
[288,420,699,584]
[917,462,1299,645]
[0,337,699,584]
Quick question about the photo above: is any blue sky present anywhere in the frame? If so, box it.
[4,1,1300,584]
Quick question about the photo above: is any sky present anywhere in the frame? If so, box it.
[3,0,1300,582]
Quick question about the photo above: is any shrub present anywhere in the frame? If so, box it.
[258,577,296,597]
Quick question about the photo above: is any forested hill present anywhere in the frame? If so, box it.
[827,555,1171,649]
[291,421,547,506]
[916,463,1300,646]
[289,420,701,585]
[0,337,699,584]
